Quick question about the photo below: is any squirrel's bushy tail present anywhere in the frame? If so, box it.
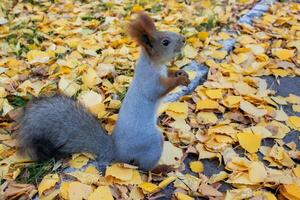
[15,95,113,162]
[16,132,66,161]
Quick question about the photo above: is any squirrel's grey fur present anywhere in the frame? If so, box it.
[15,12,187,171]
[16,95,114,164]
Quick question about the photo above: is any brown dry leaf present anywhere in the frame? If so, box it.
[0,182,37,200]
[199,183,223,197]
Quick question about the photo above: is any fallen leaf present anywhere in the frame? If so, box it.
[248,161,267,183]
[68,182,93,200]
[175,192,194,200]
[88,186,113,200]
[159,141,183,168]
[38,174,59,196]
[166,102,189,120]
[189,161,204,173]
[237,132,261,153]
[272,48,294,60]
[240,100,267,117]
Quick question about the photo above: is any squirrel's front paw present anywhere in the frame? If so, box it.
[175,70,190,86]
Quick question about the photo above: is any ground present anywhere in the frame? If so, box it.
[0,0,299,200]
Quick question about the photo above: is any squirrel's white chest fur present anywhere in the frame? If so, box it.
[158,65,167,77]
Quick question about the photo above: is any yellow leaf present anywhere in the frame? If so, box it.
[287,116,300,131]
[38,174,59,196]
[233,82,257,95]
[159,141,183,167]
[68,154,90,169]
[274,109,288,121]
[269,145,295,167]
[208,125,237,136]
[273,48,294,60]
[223,95,242,108]
[183,44,197,59]
[232,53,249,64]
[208,171,228,184]
[115,170,142,185]
[211,50,227,60]
[240,100,267,117]
[268,120,290,139]
[58,77,80,97]
[59,182,70,200]
[158,176,176,189]
[196,99,219,110]
[82,67,101,88]
[237,132,261,153]
[169,119,190,132]
[0,87,6,98]
[250,126,272,139]
[264,192,277,200]
[197,112,218,124]
[166,102,188,119]
[132,4,143,12]
[96,63,115,78]
[26,50,51,64]
[67,171,100,185]
[281,184,300,200]
[138,182,159,194]
[175,192,194,200]
[286,94,300,104]
[88,186,113,200]
[198,32,209,41]
[205,89,223,99]
[225,188,253,200]
[219,32,231,40]
[292,105,300,112]
[174,57,191,67]
[1,99,14,116]
[78,90,104,116]
[84,165,100,175]
[248,161,267,183]
[293,165,300,178]
[68,182,93,200]
[189,161,204,173]
[271,69,289,77]
[105,164,133,181]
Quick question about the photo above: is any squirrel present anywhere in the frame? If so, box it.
[15,12,190,171]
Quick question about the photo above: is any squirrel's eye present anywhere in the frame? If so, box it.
[161,39,170,46]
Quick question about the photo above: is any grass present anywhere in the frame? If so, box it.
[7,95,28,108]
[16,159,56,185]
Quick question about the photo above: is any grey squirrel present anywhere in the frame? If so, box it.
[15,12,189,171]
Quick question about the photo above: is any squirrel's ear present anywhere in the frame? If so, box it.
[127,12,157,54]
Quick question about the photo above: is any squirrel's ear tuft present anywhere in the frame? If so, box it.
[127,12,156,52]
